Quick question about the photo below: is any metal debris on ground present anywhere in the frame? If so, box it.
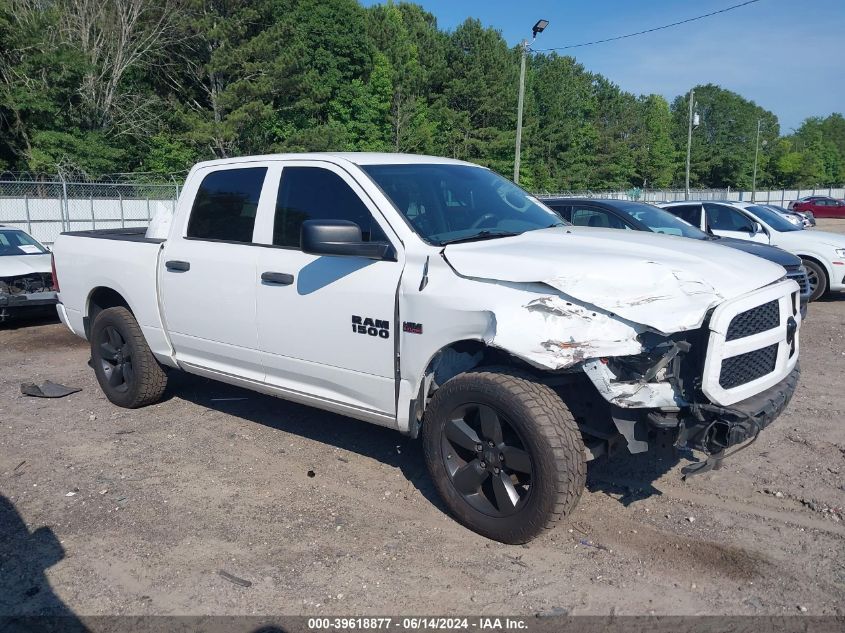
[578,539,612,552]
[218,570,252,587]
[20,381,82,398]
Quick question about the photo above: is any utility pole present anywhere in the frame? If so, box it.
[751,118,762,202]
[514,19,548,184]
[514,41,528,184]
[684,89,695,200]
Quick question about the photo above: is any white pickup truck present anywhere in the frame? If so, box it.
[53,153,802,543]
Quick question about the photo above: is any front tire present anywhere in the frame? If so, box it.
[802,259,827,302]
[422,367,586,543]
[90,306,167,408]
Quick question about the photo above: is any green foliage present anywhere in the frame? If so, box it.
[0,0,841,189]
[671,84,780,189]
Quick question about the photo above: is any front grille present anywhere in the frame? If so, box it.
[725,300,779,341]
[785,267,810,297]
[719,343,778,389]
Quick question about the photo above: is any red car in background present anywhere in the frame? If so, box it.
[791,196,845,218]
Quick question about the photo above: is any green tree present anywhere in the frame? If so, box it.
[634,95,676,188]
[671,84,779,189]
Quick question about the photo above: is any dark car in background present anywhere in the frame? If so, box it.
[540,197,811,312]
[791,196,845,218]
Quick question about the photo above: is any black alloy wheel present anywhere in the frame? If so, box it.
[441,403,533,517]
[97,325,134,393]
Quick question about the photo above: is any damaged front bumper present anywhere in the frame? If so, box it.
[679,363,799,453]
[0,290,58,321]
[575,363,800,468]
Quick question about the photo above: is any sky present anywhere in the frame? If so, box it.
[360,0,845,133]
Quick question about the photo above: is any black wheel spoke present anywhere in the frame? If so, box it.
[491,471,520,512]
[120,343,132,361]
[122,361,135,385]
[452,459,488,494]
[107,364,124,387]
[106,327,122,349]
[479,405,503,445]
[446,418,481,452]
[501,446,531,473]
[99,342,118,362]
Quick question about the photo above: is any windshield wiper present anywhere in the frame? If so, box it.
[438,230,522,246]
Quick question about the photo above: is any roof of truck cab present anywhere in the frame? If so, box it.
[191,152,477,169]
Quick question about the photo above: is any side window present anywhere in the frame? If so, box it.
[544,204,571,222]
[705,204,753,231]
[571,206,627,229]
[186,167,267,243]
[273,167,388,248]
[668,204,702,227]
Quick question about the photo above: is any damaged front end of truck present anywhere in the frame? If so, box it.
[489,278,802,476]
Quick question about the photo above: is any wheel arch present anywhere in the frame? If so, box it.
[85,287,134,338]
[405,339,540,438]
[796,254,831,283]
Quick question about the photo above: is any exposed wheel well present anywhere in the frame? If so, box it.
[407,340,539,437]
[85,287,132,338]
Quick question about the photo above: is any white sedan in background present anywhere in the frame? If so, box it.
[0,224,58,323]
[660,200,845,302]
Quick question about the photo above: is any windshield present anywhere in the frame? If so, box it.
[612,201,709,239]
[0,229,49,256]
[746,205,802,232]
[362,164,565,245]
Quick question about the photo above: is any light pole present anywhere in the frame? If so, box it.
[751,118,763,202]
[514,19,548,184]
[684,89,699,200]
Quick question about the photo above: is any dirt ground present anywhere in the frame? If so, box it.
[1,220,844,618]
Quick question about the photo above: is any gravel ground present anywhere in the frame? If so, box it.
[1,220,844,617]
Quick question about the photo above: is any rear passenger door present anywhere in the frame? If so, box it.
[705,203,769,243]
[665,204,705,230]
[159,164,273,381]
[252,161,403,419]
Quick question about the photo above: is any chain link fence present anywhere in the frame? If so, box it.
[2,175,844,247]
[0,179,179,245]
[537,186,845,206]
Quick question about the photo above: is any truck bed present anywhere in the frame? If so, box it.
[53,230,172,360]
[61,227,165,244]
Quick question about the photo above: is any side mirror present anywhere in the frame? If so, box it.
[751,221,763,234]
[301,220,390,260]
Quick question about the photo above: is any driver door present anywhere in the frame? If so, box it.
[252,161,403,419]
[705,203,769,243]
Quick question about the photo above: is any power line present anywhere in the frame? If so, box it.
[533,0,763,52]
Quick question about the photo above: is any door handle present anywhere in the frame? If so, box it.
[261,271,294,285]
[165,260,190,272]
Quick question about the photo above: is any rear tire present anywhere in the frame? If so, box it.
[802,259,827,302]
[422,367,586,543]
[90,306,167,408]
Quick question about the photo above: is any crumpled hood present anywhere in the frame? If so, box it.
[0,254,52,278]
[443,226,786,333]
